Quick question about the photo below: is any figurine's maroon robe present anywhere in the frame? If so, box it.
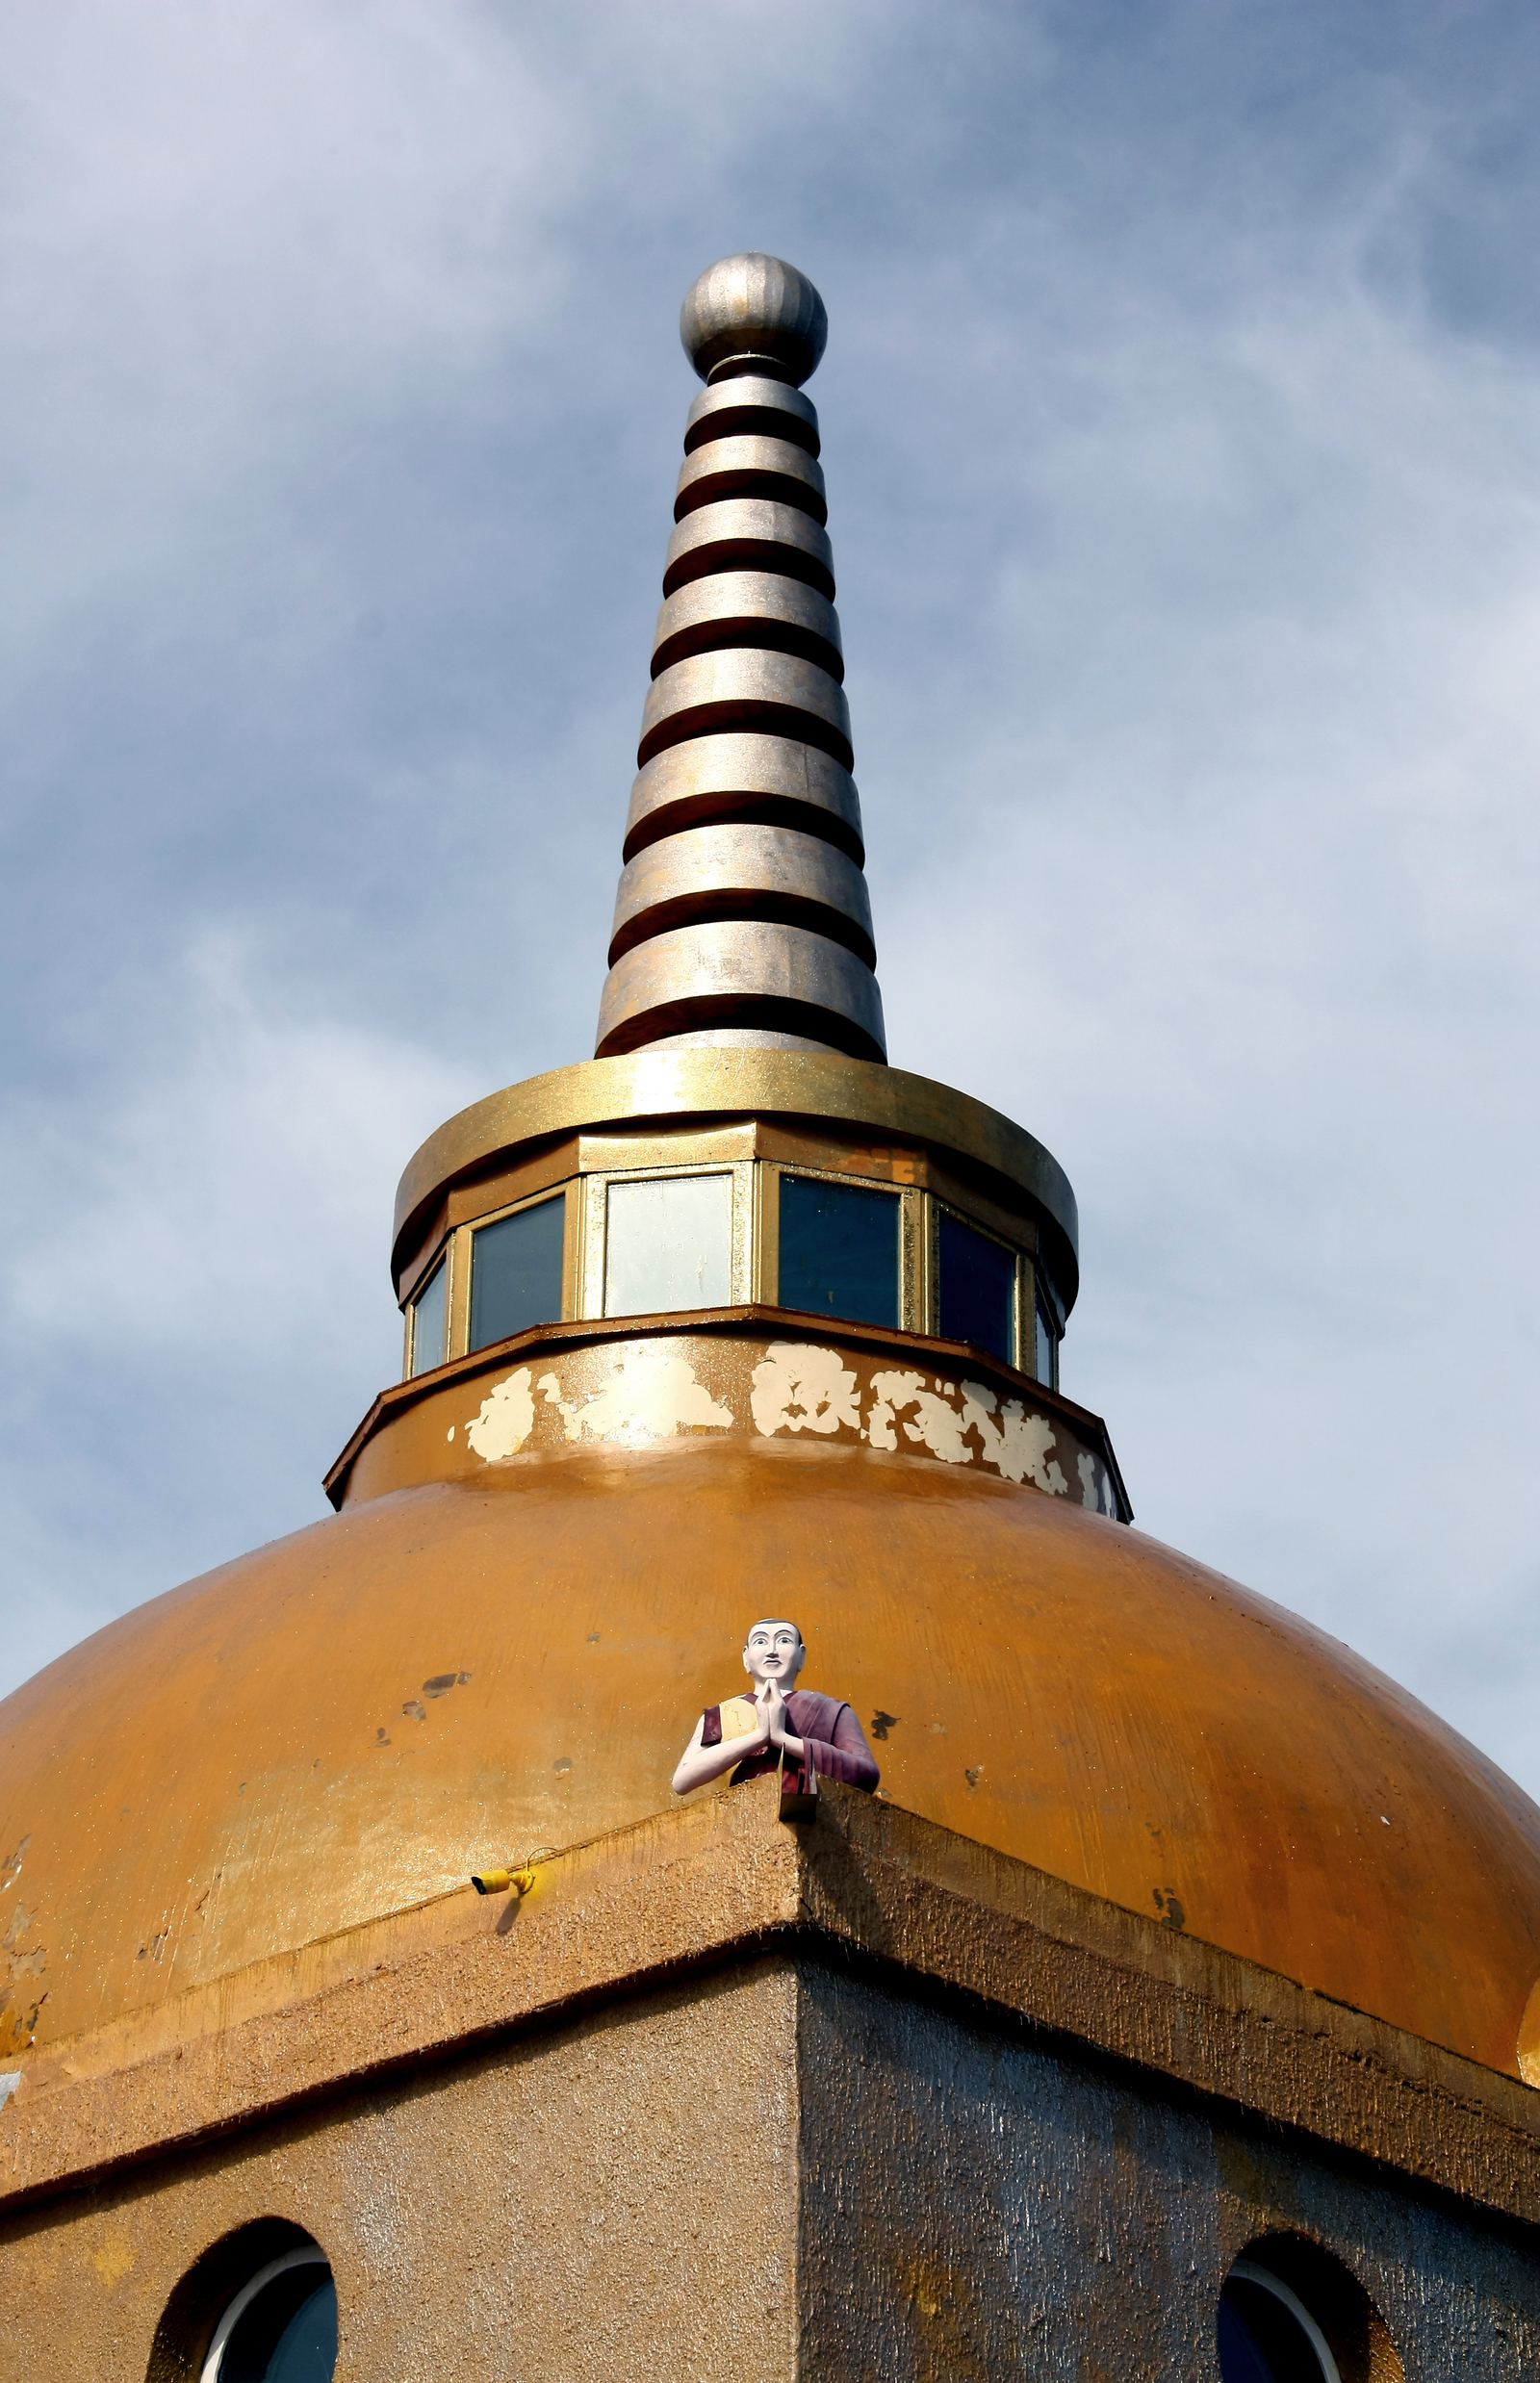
[700,1690,879,1796]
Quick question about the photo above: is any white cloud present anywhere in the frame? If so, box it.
[0,936,477,1692]
[0,0,574,656]
[6,932,476,1361]
[870,216,1540,1785]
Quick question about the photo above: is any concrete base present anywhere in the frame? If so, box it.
[799,1959,1539,2382]
[2,1781,1538,2377]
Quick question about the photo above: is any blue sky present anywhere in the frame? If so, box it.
[2,1,1537,1798]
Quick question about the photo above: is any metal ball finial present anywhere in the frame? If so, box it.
[679,252,829,386]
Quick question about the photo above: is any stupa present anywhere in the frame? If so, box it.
[2,253,1539,2383]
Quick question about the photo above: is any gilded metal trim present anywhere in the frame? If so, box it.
[393,1052,1079,1309]
[402,1122,1064,1380]
[450,1182,572,1365]
[446,1220,472,1361]
[560,1180,581,1322]
[404,1243,452,1378]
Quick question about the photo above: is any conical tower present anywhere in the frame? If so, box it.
[596,253,886,1064]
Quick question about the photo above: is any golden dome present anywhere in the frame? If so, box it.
[3,1311,1537,2083]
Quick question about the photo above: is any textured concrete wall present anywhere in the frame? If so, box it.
[0,1961,800,2383]
[797,1960,1540,2382]
[4,1952,1536,2381]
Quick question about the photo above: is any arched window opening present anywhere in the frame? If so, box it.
[1217,2235,1400,2383]
[145,2221,337,2383]
[199,2245,336,2382]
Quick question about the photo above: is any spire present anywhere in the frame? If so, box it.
[595,253,886,1065]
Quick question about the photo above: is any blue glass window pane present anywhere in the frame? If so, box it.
[470,1196,565,1351]
[1217,2279,1326,2383]
[408,1258,447,1378]
[221,2274,337,2383]
[604,1173,732,1315]
[266,2282,338,2383]
[778,1175,899,1328]
[937,1211,1014,1363]
[1217,2293,1277,2383]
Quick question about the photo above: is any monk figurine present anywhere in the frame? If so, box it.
[671,1617,880,1801]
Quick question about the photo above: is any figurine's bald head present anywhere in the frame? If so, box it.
[743,1617,806,1689]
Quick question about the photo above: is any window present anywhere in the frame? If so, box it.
[200,2246,337,2383]
[1219,2260,1340,2383]
[407,1255,448,1377]
[778,1173,899,1328]
[469,1195,564,1351]
[603,1172,732,1316]
[1034,1294,1057,1389]
[937,1210,1014,1363]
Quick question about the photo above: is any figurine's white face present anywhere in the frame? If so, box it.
[742,1619,806,1690]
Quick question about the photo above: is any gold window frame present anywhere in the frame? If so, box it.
[453,1181,578,1360]
[931,1197,1024,1371]
[403,1243,453,1379]
[578,1158,757,1321]
[1026,1259,1062,1390]
[399,1142,1060,1382]
[762,1161,928,1334]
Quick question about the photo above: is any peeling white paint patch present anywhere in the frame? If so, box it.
[1006,1409,1069,1497]
[865,1370,974,1465]
[1076,1451,1119,1514]
[457,1333,1091,1496]
[851,1363,1071,1494]
[0,2073,20,2113]
[961,1384,1069,1495]
[864,1369,924,1453]
[536,1345,732,1447]
[465,1368,536,1463]
[751,1343,861,1438]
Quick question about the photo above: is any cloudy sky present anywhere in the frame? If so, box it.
[3,2,1537,1800]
